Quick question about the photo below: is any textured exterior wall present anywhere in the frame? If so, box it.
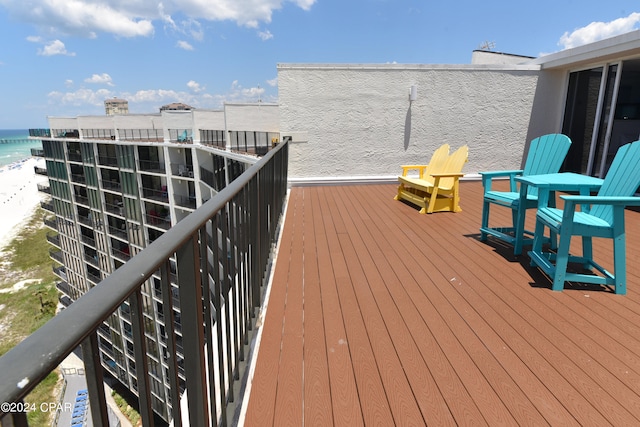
[224,103,280,132]
[278,64,547,182]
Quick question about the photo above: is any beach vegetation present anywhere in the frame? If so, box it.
[0,206,60,425]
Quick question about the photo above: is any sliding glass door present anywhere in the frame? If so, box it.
[562,59,640,177]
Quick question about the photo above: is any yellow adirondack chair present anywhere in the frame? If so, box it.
[395,145,468,214]
[397,143,450,181]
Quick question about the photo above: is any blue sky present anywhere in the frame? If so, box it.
[0,0,639,129]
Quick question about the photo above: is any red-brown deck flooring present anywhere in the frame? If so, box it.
[244,180,640,426]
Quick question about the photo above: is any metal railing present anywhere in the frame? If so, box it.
[0,141,289,426]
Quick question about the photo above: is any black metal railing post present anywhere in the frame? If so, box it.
[81,332,109,426]
[211,211,228,426]
[129,288,153,427]
[159,260,181,426]
[178,234,209,426]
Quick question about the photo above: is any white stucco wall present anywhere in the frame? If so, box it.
[224,103,279,132]
[278,63,546,182]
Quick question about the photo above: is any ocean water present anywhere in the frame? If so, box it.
[0,129,43,168]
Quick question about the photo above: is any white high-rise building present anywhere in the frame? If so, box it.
[41,105,279,421]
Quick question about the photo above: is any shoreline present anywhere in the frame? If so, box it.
[0,156,48,250]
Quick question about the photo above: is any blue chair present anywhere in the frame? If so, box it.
[480,133,572,254]
[529,140,640,294]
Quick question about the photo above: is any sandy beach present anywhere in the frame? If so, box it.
[0,157,48,249]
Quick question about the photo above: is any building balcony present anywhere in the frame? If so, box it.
[71,173,86,184]
[29,128,51,138]
[84,251,99,267]
[56,281,72,296]
[141,187,168,203]
[74,193,89,206]
[107,224,128,240]
[30,148,45,157]
[37,183,50,194]
[29,145,640,425]
[59,294,72,308]
[173,194,196,210]
[67,152,82,163]
[87,270,102,285]
[12,139,640,426]
[80,233,96,247]
[49,248,64,263]
[44,217,57,230]
[40,200,54,213]
[237,180,640,425]
[101,179,122,192]
[34,165,47,175]
[139,160,166,173]
[105,201,124,216]
[98,155,119,167]
[52,264,67,281]
[145,212,171,230]
[46,232,60,247]
[111,246,131,262]
[171,163,194,177]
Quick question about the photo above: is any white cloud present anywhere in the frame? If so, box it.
[177,40,194,50]
[228,80,267,102]
[266,77,277,87]
[3,0,317,39]
[158,2,177,30]
[187,80,205,93]
[559,12,640,49]
[65,79,74,87]
[85,73,114,86]
[184,19,204,41]
[26,35,42,43]
[48,88,113,106]
[45,78,275,114]
[258,29,273,41]
[38,40,76,56]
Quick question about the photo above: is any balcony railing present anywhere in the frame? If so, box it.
[174,194,197,210]
[71,173,86,184]
[141,187,169,203]
[139,160,166,173]
[46,232,60,247]
[40,200,54,213]
[146,213,171,230]
[101,179,122,192]
[0,141,288,426]
[49,248,64,263]
[44,217,57,230]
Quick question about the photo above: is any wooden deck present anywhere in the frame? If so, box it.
[243,180,640,426]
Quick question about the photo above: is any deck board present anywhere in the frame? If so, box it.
[243,180,640,426]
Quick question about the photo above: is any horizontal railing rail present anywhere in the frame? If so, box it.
[0,140,288,426]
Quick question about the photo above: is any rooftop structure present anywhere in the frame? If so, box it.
[160,102,194,111]
[104,98,129,116]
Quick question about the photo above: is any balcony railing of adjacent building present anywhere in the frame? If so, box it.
[37,183,50,194]
[228,131,280,156]
[118,129,164,142]
[0,141,289,426]
[139,160,166,173]
[29,129,51,138]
